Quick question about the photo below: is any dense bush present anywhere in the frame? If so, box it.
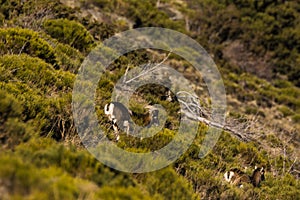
[260,174,300,199]
[54,43,84,73]
[96,186,153,200]
[0,89,33,149]
[138,167,198,200]
[0,54,75,140]
[43,18,95,52]
[0,153,99,199]
[0,26,87,72]
[0,28,56,65]
[0,54,74,92]
[0,0,299,199]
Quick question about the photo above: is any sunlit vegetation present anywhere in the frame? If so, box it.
[0,0,299,199]
[43,18,95,53]
[0,28,56,65]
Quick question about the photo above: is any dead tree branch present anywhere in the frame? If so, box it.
[177,91,254,142]
[123,52,172,84]
[117,52,256,142]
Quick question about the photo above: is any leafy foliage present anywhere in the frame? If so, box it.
[0,28,56,65]
[43,18,95,52]
[0,0,299,199]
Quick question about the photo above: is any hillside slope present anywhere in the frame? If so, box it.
[0,0,299,199]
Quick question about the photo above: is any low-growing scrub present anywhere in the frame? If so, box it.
[43,18,95,53]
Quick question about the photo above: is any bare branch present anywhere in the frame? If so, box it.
[124,51,172,84]
[122,64,130,83]
[177,91,253,142]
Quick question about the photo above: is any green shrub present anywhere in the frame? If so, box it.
[273,79,293,88]
[0,54,74,92]
[96,186,153,200]
[245,105,265,117]
[0,81,74,141]
[140,167,198,200]
[0,54,75,140]
[15,138,136,187]
[43,18,94,52]
[86,20,116,41]
[0,28,56,65]
[0,81,45,120]
[260,174,300,200]
[0,153,100,199]
[0,89,22,120]
[54,43,84,73]
[279,105,294,117]
[292,114,300,123]
[0,89,33,149]
[266,134,282,147]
